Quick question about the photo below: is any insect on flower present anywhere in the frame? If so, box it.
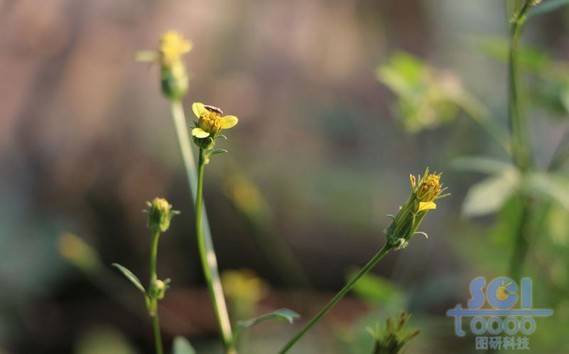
[191,102,239,139]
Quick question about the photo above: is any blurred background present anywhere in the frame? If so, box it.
[1,0,569,353]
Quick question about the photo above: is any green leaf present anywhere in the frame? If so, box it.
[544,204,569,245]
[172,337,195,354]
[112,263,145,293]
[477,37,550,72]
[523,172,569,211]
[528,0,569,18]
[377,51,487,134]
[462,169,521,217]
[237,308,300,329]
[451,156,514,175]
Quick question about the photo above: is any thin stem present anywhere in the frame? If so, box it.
[196,149,236,354]
[170,100,213,235]
[170,101,235,352]
[279,244,393,354]
[148,229,164,354]
[149,230,161,287]
[151,313,164,354]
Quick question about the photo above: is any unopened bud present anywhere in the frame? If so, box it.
[146,197,178,233]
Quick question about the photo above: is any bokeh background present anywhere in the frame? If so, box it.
[1,0,568,353]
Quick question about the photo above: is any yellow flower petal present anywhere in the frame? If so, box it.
[192,102,208,118]
[159,31,192,65]
[192,127,210,138]
[418,201,437,212]
[220,115,239,129]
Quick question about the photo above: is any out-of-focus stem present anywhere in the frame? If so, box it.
[508,1,533,172]
[507,0,534,279]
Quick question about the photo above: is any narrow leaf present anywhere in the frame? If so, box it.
[211,149,228,156]
[172,337,195,354]
[237,308,300,329]
[112,263,145,293]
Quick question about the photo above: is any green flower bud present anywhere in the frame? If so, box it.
[151,279,170,300]
[146,197,178,233]
[385,169,447,249]
[161,61,189,101]
[158,31,192,101]
[368,312,420,354]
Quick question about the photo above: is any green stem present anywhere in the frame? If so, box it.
[196,149,236,354]
[148,229,164,354]
[509,197,535,279]
[151,313,164,354]
[507,0,534,278]
[170,100,213,235]
[149,230,161,288]
[508,0,533,172]
[279,244,393,354]
[170,101,235,352]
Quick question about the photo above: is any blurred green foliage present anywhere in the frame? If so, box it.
[377,52,487,133]
[479,37,569,118]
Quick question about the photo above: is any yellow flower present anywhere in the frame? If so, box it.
[159,31,192,67]
[191,102,239,138]
[410,169,444,210]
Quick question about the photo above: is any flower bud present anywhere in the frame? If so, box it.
[368,312,420,354]
[146,197,178,233]
[151,279,169,300]
[158,31,192,101]
[161,61,188,101]
[385,169,447,249]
